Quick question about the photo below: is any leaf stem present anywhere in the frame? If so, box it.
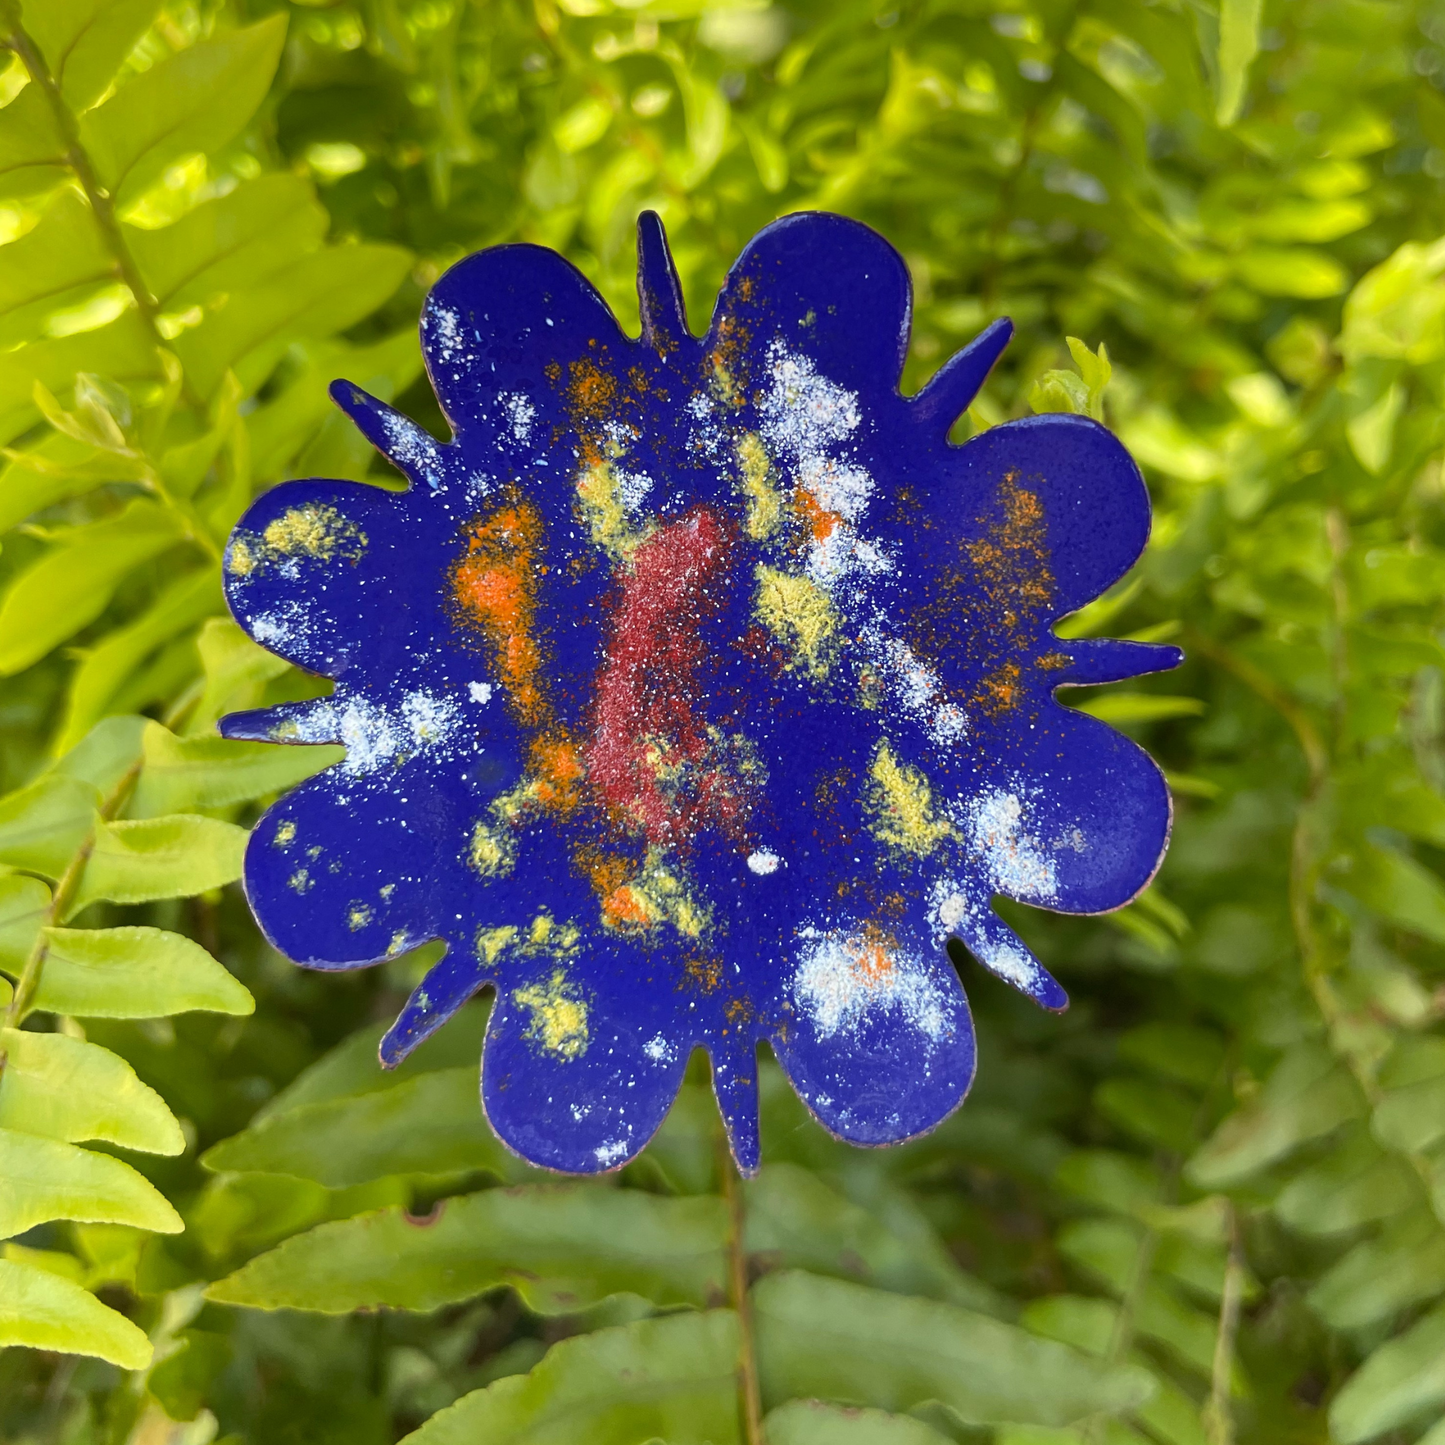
[1201,1204,1243,1445]
[0,759,142,1074]
[1192,612,1444,1204]
[719,1131,765,1445]
[0,8,208,415]
[1,10,163,342]
[1181,627,1327,787]
[1,5,221,562]
[1081,1217,1156,1444]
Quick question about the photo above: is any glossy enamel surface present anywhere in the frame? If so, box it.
[222,212,1180,1174]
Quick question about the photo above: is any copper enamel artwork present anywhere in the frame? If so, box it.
[221,212,1181,1174]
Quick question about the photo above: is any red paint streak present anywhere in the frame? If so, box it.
[587,508,747,847]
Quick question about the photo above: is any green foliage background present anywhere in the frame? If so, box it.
[1,0,1445,1441]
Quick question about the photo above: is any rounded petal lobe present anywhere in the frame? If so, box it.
[904,414,1153,620]
[771,916,976,1146]
[241,751,525,969]
[225,480,417,679]
[943,704,1173,916]
[422,244,627,442]
[706,212,913,399]
[481,951,689,1173]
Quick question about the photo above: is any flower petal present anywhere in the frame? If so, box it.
[882,414,1156,665]
[944,905,1068,1012]
[421,243,627,444]
[480,940,691,1173]
[770,913,976,1146]
[910,318,1014,434]
[239,740,527,968]
[224,480,403,678]
[929,703,1173,918]
[382,949,491,1066]
[706,211,913,399]
[1054,638,1184,686]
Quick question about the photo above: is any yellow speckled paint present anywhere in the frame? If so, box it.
[576,460,644,560]
[347,903,373,930]
[865,740,956,858]
[273,820,296,847]
[754,565,840,678]
[266,505,366,562]
[514,969,589,1060]
[229,504,367,576]
[469,820,515,877]
[473,914,580,967]
[523,911,581,955]
[736,433,781,540]
[476,925,519,965]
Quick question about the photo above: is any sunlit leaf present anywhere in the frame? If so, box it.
[0,501,186,676]
[68,813,248,915]
[0,1257,153,1369]
[753,1271,1154,1426]
[398,1311,741,1445]
[0,1028,184,1154]
[34,925,254,1019]
[20,0,163,112]
[79,17,288,206]
[0,1126,183,1239]
[128,720,341,817]
[1187,1044,1363,1189]
[0,773,98,878]
[55,569,221,754]
[1329,1300,1445,1444]
[764,1399,954,1444]
[1215,0,1261,125]
[201,1065,516,1187]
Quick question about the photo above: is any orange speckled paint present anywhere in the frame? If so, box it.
[966,476,1053,633]
[451,498,549,726]
[529,731,586,814]
[793,486,841,547]
[567,357,623,464]
[847,922,899,988]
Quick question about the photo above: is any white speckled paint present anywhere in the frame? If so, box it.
[959,786,1058,900]
[293,689,464,775]
[792,925,949,1042]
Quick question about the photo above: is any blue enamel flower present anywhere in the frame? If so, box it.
[222,213,1180,1174]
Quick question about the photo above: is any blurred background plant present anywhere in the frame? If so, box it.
[2,0,1445,1441]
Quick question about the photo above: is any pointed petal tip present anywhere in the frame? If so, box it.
[379,1012,424,1069]
[1039,978,1070,1012]
[328,379,447,490]
[731,1149,761,1179]
[913,315,1015,433]
[217,706,280,743]
[980,314,1015,347]
[328,377,381,423]
[636,210,690,346]
[709,1040,761,1175]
